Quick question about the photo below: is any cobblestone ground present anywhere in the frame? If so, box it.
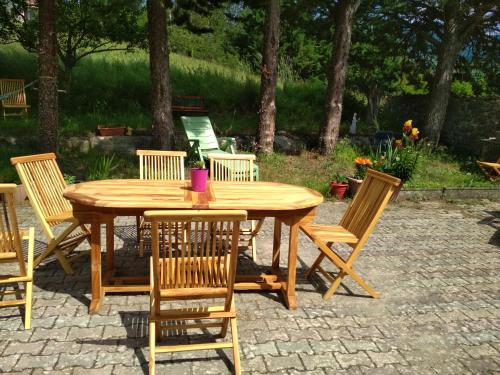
[1,199,499,374]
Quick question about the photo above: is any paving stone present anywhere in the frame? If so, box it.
[334,352,374,369]
[300,353,340,371]
[1,200,500,374]
[276,339,314,355]
[265,353,304,372]
[366,350,407,366]
[14,353,58,371]
[56,352,97,369]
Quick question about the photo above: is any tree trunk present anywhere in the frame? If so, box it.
[38,0,58,153]
[424,21,462,145]
[257,0,280,154]
[366,84,381,130]
[147,0,175,150]
[319,0,360,155]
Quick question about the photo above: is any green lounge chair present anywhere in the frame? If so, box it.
[181,116,259,179]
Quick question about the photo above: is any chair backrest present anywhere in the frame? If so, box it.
[181,116,220,152]
[10,153,71,238]
[0,184,26,275]
[340,169,400,246]
[208,154,256,182]
[0,79,27,107]
[145,210,247,307]
[137,150,186,180]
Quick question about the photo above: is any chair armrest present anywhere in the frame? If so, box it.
[218,137,236,153]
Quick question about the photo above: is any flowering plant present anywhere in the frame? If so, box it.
[372,120,421,183]
[353,157,373,180]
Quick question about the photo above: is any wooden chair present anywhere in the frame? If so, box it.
[209,154,264,262]
[0,79,30,117]
[0,184,34,329]
[145,209,246,375]
[300,169,400,300]
[477,158,500,181]
[11,153,90,274]
[136,150,187,257]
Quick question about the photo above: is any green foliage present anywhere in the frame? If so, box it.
[189,160,206,169]
[451,80,474,97]
[87,154,118,181]
[63,174,76,185]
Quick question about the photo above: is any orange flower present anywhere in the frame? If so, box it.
[354,157,372,166]
[403,120,412,134]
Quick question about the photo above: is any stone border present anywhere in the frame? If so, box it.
[399,187,500,201]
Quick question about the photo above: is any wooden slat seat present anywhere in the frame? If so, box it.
[145,210,246,375]
[0,79,30,117]
[0,184,35,329]
[10,153,90,274]
[300,169,400,301]
[301,224,359,244]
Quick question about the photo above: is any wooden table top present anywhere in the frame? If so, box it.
[63,179,323,211]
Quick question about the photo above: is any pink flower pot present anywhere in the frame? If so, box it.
[190,168,208,192]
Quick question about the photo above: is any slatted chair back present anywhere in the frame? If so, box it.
[137,150,186,180]
[209,154,256,182]
[146,210,246,302]
[181,116,221,152]
[11,153,71,239]
[0,79,27,108]
[0,184,34,329]
[340,169,400,247]
[0,185,25,274]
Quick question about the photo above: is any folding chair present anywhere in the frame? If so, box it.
[136,150,187,257]
[476,158,500,181]
[11,153,90,274]
[0,184,34,329]
[145,210,246,375]
[300,169,400,300]
[209,153,264,262]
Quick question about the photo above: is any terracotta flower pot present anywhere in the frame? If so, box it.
[347,177,363,198]
[190,168,208,192]
[97,125,126,136]
[329,182,348,199]
[390,182,403,202]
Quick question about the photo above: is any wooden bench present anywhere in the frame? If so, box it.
[0,79,30,117]
[172,95,208,114]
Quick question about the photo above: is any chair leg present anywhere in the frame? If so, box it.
[149,320,156,375]
[306,253,326,279]
[230,318,241,375]
[24,280,32,330]
[250,220,257,262]
[220,317,229,338]
[54,249,74,275]
[323,270,346,300]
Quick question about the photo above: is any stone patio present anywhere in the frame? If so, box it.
[1,199,499,374]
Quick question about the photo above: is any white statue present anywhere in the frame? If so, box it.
[349,113,358,135]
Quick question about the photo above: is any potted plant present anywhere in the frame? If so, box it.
[190,160,208,192]
[372,120,421,201]
[348,157,373,197]
[329,173,348,199]
[97,125,127,136]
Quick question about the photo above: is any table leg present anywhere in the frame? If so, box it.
[106,215,114,272]
[89,216,102,314]
[283,220,299,310]
[272,219,281,271]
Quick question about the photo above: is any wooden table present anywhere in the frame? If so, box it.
[63,180,323,313]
